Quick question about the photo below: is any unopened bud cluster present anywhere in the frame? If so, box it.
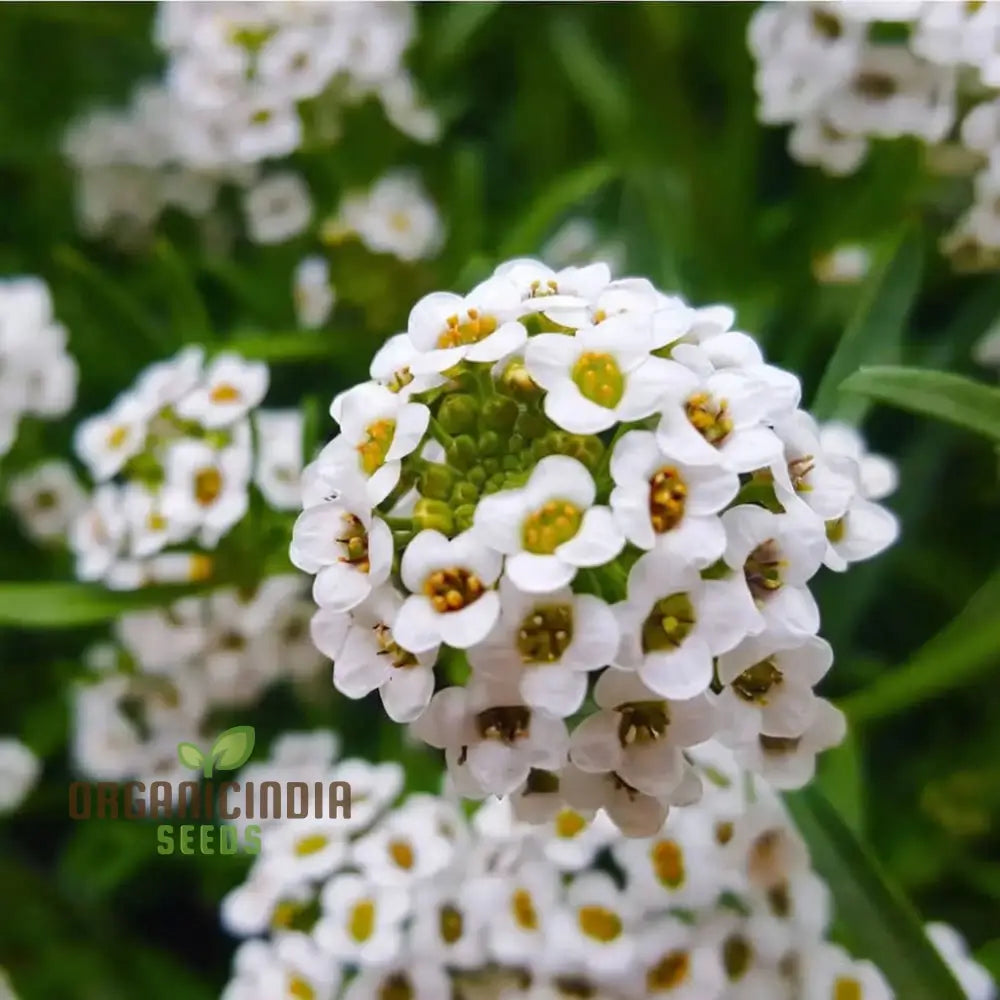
[292,257,900,837]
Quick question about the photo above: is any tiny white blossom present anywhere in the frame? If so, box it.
[7,461,87,542]
[244,172,312,245]
[292,256,335,329]
[174,352,269,429]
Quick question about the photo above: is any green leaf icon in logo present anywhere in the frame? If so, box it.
[176,726,255,778]
[176,742,205,771]
[209,725,256,776]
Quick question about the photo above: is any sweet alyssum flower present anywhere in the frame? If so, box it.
[216,737,939,1000]
[292,256,900,836]
[68,346,299,589]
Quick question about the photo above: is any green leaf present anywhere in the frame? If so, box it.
[817,731,865,835]
[839,365,1000,442]
[785,785,966,1000]
[426,2,500,71]
[210,725,256,773]
[812,227,923,422]
[154,238,212,342]
[0,583,205,628]
[498,161,617,258]
[176,742,205,771]
[840,567,1000,723]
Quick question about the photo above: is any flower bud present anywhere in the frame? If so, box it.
[467,467,487,488]
[482,396,518,432]
[453,503,476,534]
[478,431,503,457]
[446,435,478,471]
[516,411,548,440]
[419,463,455,501]
[413,497,454,535]
[452,481,480,505]
[437,393,479,435]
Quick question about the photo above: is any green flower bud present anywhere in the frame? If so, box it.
[483,473,507,494]
[482,457,500,475]
[505,433,525,455]
[515,410,548,440]
[478,431,503,457]
[446,435,478,471]
[414,498,454,535]
[437,394,479,435]
[452,481,480,505]
[467,467,487,488]
[453,503,477,533]
[419,463,455,501]
[482,396,519,432]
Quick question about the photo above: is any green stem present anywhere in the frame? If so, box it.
[384,516,414,531]
[428,417,456,450]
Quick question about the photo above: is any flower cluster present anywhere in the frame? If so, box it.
[71,578,321,790]
[218,737,993,1000]
[0,277,78,458]
[70,346,298,590]
[748,1,1000,270]
[291,257,899,837]
[62,1,437,241]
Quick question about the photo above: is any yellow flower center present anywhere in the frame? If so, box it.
[744,539,786,601]
[651,838,685,888]
[209,382,242,404]
[388,839,415,870]
[357,419,396,476]
[423,567,485,613]
[338,513,370,573]
[107,425,129,449]
[511,888,538,930]
[789,454,815,492]
[641,593,696,652]
[834,979,863,1000]
[386,367,414,394]
[646,950,691,991]
[476,705,531,743]
[854,71,897,100]
[522,499,582,554]
[571,351,625,408]
[378,974,413,1000]
[715,821,734,845]
[516,604,574,662]
[649,466,687,533]
[826,516,846,543]
[759,733,802,756]
[578,905,623,943]
[287,976,315,1000]
[723,935,752,980]
[685,392,733,445]
[293,834,329,857]
[194,467,222,506]
[439,904,464,943]
[146,512,167,532]
[348,899,376,943]
[554,809,588,839]
[374,623,418,668]
[435,309,498,349]
[617,700,670,746]
[732,658,783,704]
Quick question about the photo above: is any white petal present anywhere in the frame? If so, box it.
[472,490,527,555]
[505,552,575,593]
[380,666,435,723]
[438,592,501,649]
[384,403,430,461]
[563,594,620,671]
[410,686,470,748]
[638,638,713,700]
[391,595,443,653]
[568,712,623,773]
[400,529,449,593]
[609,430,660,485]
[310,607,350,659]
[465,320,527,362]
[555,506,624,567]
[312,562,371,612]
[520,666,587,717]
[523,334,577,389]
[544,381,617,434]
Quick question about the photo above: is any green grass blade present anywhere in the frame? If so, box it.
[785,785,966,1000]
[0,583,204,628]
[840,567,1000,724]
[811,227,923,422]
[840,365,1000,443]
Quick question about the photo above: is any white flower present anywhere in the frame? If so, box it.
[411,677,569,796]
[553,870,638,977]
[223,934,341,1000]
[535,806,620,873]
[801,942,894,1000]
[290,497,392,612]
[338,171,443,262]
[733,697,847,789]
[317,382,429,504]
[926,923,997,1000]
[480,859,563,966]
[74,392,149,481]
[813,244,872,284]
[314,586,438,724]
[630,917,726,1000]
[160,436,251,547]
[313,872,410,966]
[174,352,269,429]
[259,819,349,884]
[70,484,127,581]
[410,881,490,970]
[788,115,869,176]
[244,172,312,245]
[609,429,738,562]
[122,482,190,558]
[716,634,833,742]
[823,490,899,573]
[394,529,502,652]
[524,315,686,433]
[253,409,304,511]
[467,577,619,718]
[351,794,457,887]
[406,274,527,374]
[220,864,313,938]
[472,455,625,594]
[719,503,828,639]
[818,421,898,501]
[0,738,40,813]
[569,669,718,798]
[7,461,87,542]
[292,256,335,329]
[656,366,783,474]
[133,345,204,414]
[560,763,678,839]
[613,548,753,700]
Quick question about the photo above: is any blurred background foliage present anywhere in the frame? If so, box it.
[0,2,997,997]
